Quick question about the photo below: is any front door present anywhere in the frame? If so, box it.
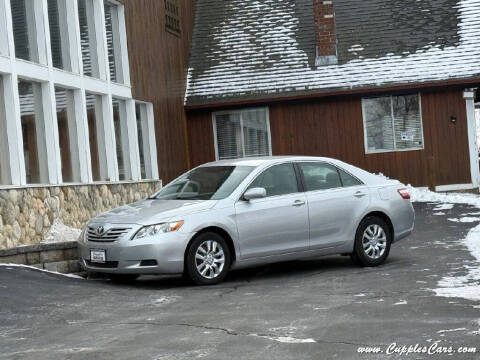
[235,163,310,259]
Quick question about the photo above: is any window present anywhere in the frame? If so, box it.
[47,0,69,70]
[165,0,181,36]
[154,166,254,200]
[54,87,75,182]
[0,76,8,184]
[18,80,44,184]
[112,98,129,180]
[136,103,147,179]
[214,108,271,160]
[248,163,298,197]
[86,93,101,181]
[104,1,123,83]
[78,0,98,77]
[0,1,9,56]
[338,168,363,187]
[11,0,40,62]
[298,162,342,191]
[363,94,424,153]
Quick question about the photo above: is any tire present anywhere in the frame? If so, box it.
[350,216,392,267]
[108,274,140,283]
[186,232,231,285]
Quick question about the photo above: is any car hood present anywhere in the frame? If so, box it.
[90,199,218,225]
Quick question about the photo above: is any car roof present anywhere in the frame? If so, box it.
[201,156,335,167]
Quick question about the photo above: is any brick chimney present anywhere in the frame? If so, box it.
[313,0,338,66]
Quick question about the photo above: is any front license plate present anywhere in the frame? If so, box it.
[90,249,106,263]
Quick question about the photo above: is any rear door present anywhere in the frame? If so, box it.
[235,163,310,259]
[297,162,370,250]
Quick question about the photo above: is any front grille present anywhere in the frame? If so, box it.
[85,260,119,268]
[86,227,131,242]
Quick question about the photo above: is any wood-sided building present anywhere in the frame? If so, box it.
[184,0,480,191]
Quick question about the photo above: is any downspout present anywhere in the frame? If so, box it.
[463,89,480,189]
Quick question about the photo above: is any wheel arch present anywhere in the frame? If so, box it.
[184,226,237,269]
[360,211,394,239]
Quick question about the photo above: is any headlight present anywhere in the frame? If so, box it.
[133,221,184,240]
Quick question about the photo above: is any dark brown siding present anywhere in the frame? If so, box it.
[122,0,195,182]
[186,88,471,188]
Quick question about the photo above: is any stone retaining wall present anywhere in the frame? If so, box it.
[0,181,161,250]
[0,241,80,273]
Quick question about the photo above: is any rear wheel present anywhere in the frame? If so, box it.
[350,216,391,267]
[186,232,231,285]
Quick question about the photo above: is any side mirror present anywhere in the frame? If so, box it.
[243,187,267,201]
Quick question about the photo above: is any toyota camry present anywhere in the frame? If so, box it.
[78,156,415,285]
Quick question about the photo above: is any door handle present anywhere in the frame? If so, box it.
[354,191,367,198]
[293,200,306,207]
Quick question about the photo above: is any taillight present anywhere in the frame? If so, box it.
[397,188,411,200]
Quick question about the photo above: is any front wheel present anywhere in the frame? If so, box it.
[186,232,231,285]
[350,216,392,267]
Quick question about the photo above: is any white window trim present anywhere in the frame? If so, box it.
[0,0,158,187]
[362,93,425,154]
[212,107,272,161]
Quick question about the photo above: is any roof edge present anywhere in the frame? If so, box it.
[185,78,480,111]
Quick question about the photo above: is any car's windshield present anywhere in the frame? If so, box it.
[152,166,255,200]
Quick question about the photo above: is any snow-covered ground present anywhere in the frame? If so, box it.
[409,187,480,302]
[42,219,82,244]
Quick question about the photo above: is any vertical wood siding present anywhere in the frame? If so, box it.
[121,0,195,182]
[186,88,471,188]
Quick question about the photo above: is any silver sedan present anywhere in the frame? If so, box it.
[78,156,415,285]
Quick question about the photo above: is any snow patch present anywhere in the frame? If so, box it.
[0,264,83,279]
[433,212,446,216]
[42,219,82,244]
[392,300,408,306]
[410,187,480,302]
[448,217,480,223]
[253,334,316,344]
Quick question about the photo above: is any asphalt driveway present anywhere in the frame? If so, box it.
[0,203,479,360]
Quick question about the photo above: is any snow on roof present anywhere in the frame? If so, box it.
[185,0,480,107]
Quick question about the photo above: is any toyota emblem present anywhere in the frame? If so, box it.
[96,226,105,235]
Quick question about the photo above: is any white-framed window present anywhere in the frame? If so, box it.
[47,0,70,71]
[362,94,424,153]
[135,101,158,180]
[0,0,158,187]
[213,108,272,160]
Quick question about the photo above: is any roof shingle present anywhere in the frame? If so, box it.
[185,0,480,106]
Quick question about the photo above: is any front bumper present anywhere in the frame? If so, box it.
[78,227,192,275]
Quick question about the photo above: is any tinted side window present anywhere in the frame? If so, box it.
[248,163,299,197]
[338,168,363,187]
[299,162,342,191]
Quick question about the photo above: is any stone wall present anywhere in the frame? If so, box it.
[0,181,161,250]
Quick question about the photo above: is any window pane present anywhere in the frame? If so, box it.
[135,103,147,179]
[216,113,242,159]
[393,95,423,150]
[54,87,74,182]
[299,162,342,191]
[338,168,363,187]
[86,93,101,181]
[78,0,97,77]
[11,0,37,62]
[242,109,269,157]
[0,77,8,184]
[249,163,298,197]
[363,97,394,152]
[104,1,118,82]
[18,80,43,184]
[112,98,128,180]
[47,0,69,70]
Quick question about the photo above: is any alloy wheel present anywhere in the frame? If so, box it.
[195,240,225,279]
[362,224,387,260]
